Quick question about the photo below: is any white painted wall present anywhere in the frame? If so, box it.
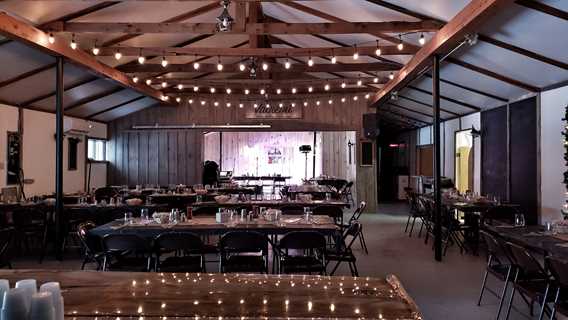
[540,85,568,223]
[0,104,107,197]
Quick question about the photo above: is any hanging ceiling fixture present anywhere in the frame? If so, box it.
[248,57,258,79]
[216,0,234,32]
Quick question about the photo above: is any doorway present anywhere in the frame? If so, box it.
[454,129,474,193]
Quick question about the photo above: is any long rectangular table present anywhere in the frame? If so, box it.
[0,270,422,319]
[91,215,340,238]
[484,224,568,259]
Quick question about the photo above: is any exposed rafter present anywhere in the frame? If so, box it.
[515,0,568,21]
[86,95,147,119]
[407,85,481,111]
[371,0,520,107]
[65,87,126,111]
[398,95,460,117]
[0,12,165,103]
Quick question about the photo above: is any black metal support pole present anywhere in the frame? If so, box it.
[312,131,317,178]
[55,57,64,261]
[433,55,443,261]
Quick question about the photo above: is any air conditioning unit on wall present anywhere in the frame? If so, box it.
[63,118,90,135]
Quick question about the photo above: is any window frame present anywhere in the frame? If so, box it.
[87,137,108,163]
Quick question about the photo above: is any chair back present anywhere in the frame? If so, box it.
[546,256,568,289]
[349,201,366,222]
[0,227,13,266]
[154,232,203,252]
[103,234,149,252]
[77,221,102,254]
[484,205,520,225]
[219,231,268,254]
[505,242,547,279]
[94,187,119,202]
[339,181,354,194]
[341,222,362,251]
[480,230,511,264]
[279,231,326,250]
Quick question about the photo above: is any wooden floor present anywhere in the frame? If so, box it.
[10,203,549,320]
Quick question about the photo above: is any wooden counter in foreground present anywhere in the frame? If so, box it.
[0,270,422,319]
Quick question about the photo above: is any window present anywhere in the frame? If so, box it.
[87,138,106,161]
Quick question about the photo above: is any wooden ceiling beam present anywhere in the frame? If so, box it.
[155,77,386,86]
[444,57,539,92]
[0,12,166,103]
[164,87,372,95]
[398,95,460,116]
[118,61,400,73]
[86,95,147,119]
[515,0,568,21]
[386,102,435,118]
[46,21,440,34]
[65,87,126,111]
[371,0,519,107]
[380,108,429,124]
[421,73,508,102]
[0,62,56,89]
[407,85,481,111]
[95,45,416,57]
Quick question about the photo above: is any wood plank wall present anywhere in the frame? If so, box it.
[106,96,377,211]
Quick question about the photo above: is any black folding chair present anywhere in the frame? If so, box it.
[102,234,152,272]
[0,227,14,269]
[343,201,368,254]
[154,232,205,272]
[325,222,362,276]
[546,256,568,319]
[219,231,269,273]
[477,231,515,319]
[504,242,553,320]
[276,231,327,275]
[77,221,104,270]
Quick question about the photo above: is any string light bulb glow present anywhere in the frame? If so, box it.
[226,88,231,94]
[389,72,395,80]
[91,41,99,55]
[328,99,333,105]
[353,44,359,60]
[353,96,358,101]
[291,88,297,94]
[177,84,184,90]
[262,62,269,71]
[357,79,363,87]
[244,89,250,95]
[193,61,200,70]
[161,81,167,88]
[285,59,291,69]
[189,99,194,104]
[308,86,313,93]
[276,88,282,94]
[239,62,246,72]
[291,103,296,107]
[201,100,206,106]
[365,93,370,99]
[373,77,379,83]
[161,56,168,68]
[397,35,404,51]
[176,97,181,103]
[138,55,145,64]
[145,79,152,85]
[210,87,216,93]
[341,97,346,103]
[193,86,199,92]
[308,55,314,67]
[214,101,219,107]
[70,34,77,50]
[48,33,55,44]
[132,76,139,83]
[419,33,426,46]
[226,102,231,108]
[216,57,223,71]
[260,88,266,95]
[375,40,381,56]
[331,49,337,64]
[303,101,308,106]
[114,50,122,60]
[316,100,321,106]
[239,103,243,108]
[324,83,330,91]
[341,82,346,89]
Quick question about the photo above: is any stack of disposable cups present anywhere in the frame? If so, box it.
[0,279,64,320]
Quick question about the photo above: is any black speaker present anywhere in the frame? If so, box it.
[363,113,380,139]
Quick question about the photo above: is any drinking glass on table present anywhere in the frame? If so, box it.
[304,207,312,222]
[140,208,149,222]
[514,213,525,227]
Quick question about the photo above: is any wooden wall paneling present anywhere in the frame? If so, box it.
[168,131,178,184]
[138,132,148,186]
[148,132,159,185]
[178,131,187,185]
[128,132,138,186]
[158,132,169,187]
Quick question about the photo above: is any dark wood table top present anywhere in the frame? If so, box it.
[194,199,349,208]
[0,270,422,319]
[288,185,333,194]
[233,176,291,181]
[91,215,340,238]
[483,224,568,259]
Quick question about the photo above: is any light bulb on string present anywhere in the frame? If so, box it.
[226,102,231,108]
[91,40,99,55]
[161,56,168,68]
[291,103,296,108]
[177,84,184,90]
[201,100,206,106]
[244,89,250,95]
[331,49,337,64]
[132,76,139,83]
[285,57,291,69]
[216,56,223,71]
[193,86,199,92]
[226,88,231,94]
[365,93,370,99]
[328,99,333,105]
[303,101,308,107]
[114,50,122,60]
[262,61,269,71]
[397,35,404,51]
[70,34,77,50]
[210,87,216,93]
[353,44,359,60]
[189,99,194,104]
[291,88,297,94]
[260,88,266,95]
[341,82,346,89]
[419,33,426,46]
[193,58,200,70]
[279,103,283,108]
[253,103,258,109]
[214,101,219,107]
[138,55,145,65]
[324,83,330,91]
[357,79,363,87]
[389,72,395,80]
[145,79,152,85]
[239,103,244,109]
[239,62,246,72]
[176,97,181,103]
[48,33,55,44]
[375,40,381,56]
[316,100,321,106]
[308,53,314,67]
[161,81,167,88]
[276,88,282,95]
[373,76,379,83]
[341,97,346,103]
[353,96,358,101]
[308,86,313,93]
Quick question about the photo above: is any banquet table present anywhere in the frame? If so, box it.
[288,185,334,195]
[90,215,340,239]
[193,199,349,208]
[483,223,568,259]
[0,270,422,319]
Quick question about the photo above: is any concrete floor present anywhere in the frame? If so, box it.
[11,202,552,320]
